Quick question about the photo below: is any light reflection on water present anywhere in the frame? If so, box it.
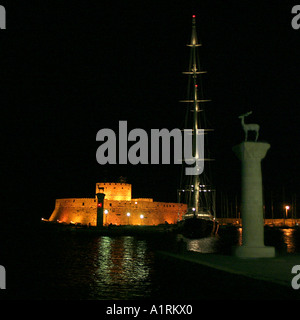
[175,227,243,254]
[96,236,150,283]
[5,226,300,299]
[281,228,297,253]
[177,227,300,254]
[237,227,243,246]
[177,234,220,253]
[90,236,153,299]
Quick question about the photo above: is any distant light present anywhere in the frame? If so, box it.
[285,205,290,210]
[195,84,198,87]
[192,208,196,211]
[97,203,102,208]
[140,214,144,219]
[104,209,108,214]
[192,15,196,18]
[127,212,131,217]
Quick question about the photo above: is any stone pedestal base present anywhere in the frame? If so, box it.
[232,141,275,259]
[233,245,275,258]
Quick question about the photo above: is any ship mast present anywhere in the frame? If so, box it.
[189,15,203,213]
[180,14,214,216]
[191,15,201,212]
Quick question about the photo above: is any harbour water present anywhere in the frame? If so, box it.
[1,225,300,300]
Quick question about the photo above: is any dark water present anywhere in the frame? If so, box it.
[1,225,300,300]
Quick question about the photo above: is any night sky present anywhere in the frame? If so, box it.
[1,1,300,224]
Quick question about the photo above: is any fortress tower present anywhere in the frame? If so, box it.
[96,182,131,201]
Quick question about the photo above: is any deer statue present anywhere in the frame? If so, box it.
[238,111,260,142]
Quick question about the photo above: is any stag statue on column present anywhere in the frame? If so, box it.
[238,111,259,142]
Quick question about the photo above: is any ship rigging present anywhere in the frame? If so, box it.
[177,15,218,238]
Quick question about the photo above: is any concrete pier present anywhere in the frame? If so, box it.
[158,251,299,289]
[232,142,275,258]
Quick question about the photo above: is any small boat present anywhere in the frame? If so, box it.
[177,15,218,239]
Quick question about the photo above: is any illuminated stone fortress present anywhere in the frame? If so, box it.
[49,182,187,226]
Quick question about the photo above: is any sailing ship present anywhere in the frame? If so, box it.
[177,15,218,238]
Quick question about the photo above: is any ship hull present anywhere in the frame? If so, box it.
[178,216,218,239]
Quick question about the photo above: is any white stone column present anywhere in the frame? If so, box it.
[232,142,275,258]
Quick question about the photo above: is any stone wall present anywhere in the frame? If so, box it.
[49,182,187,226]
[95,182,131,201]
[218,218,300,227]
[49,198,97,225]
[103,199,186,225]
[49,198,187,226]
